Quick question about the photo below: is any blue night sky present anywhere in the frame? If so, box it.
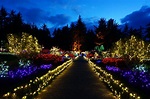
[0,0,150,31]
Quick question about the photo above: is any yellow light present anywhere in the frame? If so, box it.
[88,60,141,99]
[1,59,73,99]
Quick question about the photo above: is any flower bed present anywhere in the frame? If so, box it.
[8,64,52,78]
[104,65,150,98]
[34,54,64,66]
[0,53,69,97]
[1,59,72,99]
[89,60,141,99]
[102,58,126,68]
[90,58,150,98]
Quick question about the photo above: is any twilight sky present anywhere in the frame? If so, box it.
[0,0,150,31]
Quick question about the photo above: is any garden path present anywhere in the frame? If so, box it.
[35,56,115,99]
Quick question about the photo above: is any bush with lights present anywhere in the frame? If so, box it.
[109,35,150,68]
[91,35,150,98]
[7,32,42,56]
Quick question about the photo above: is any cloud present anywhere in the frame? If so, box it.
[18,7,50,25]
[0,0,32,10]
[121,6,150,28]
[72,5,82,15]
[47,14,70,26]
[19,7,71,28]
[71,4,86,15]
[83,17,99,30]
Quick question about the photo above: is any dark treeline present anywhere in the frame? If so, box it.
[1,6,150,51]
[0,7,52,49]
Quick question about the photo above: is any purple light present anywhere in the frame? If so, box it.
[105,65,150,90]
[8,65,38,78]
[96,60,101,64]
[40,64,52,69]
[121,70,150,89]
[106,66,120,72]
[8,64,53,79]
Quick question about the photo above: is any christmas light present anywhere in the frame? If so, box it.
[1,59,73,99]
[7,32,42,55]
[112,35,148,62]
[0,61,9,77]
[88,60,141,99]
[94,45,104,52]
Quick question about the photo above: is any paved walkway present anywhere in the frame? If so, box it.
[35,57,115,99]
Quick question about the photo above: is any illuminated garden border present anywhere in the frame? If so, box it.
[88,60,141,99]
[1,59,73,99]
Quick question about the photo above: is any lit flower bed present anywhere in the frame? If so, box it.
[8,64,52,78]
[91,57,150,98]
[121,70,150,90]
[106,65,120,72]
[105,65,150,95]
[86,53,94,59]
[89,60,141,99]
[1,59,72,99]
[68,53,75,59]
[33,54,65,71]
[34,54,64,65]
[102,58,126,67]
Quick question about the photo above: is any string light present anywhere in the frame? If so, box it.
[88,60,141,99]
[105,65,150,90]
[1,59,73,99]
[7,32,42,55]
[0,61,9,77]
[112,35,148,62]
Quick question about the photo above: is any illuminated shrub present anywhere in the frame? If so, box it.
[50,46,61,55]
[34,54,63,66]
[86,53,94,58]
[111,35,150,65]
[68,53,75,59]
[7,32,42,55]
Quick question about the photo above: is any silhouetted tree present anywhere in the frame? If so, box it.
[95,18,107,47]
[95,18,121,50]
[95,18,107,34]
[8,11,23,35]
[38,24,52,48]
[105,19,121,49]
[84,29,96,50]
[72,15,87,51]
[60,25,72,50]
[122,23,130,38]
[0,7,8,42]
[145,23,150,41]
[52,28,62,48]
[128,28,142,39]
[0,6,54,49]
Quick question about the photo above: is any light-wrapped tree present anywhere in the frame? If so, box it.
[112,35,147,64]
[7,32,42,55]
[112,39,125,58]
[7,34,21,54]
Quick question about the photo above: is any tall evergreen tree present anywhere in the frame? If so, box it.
[72,15,87,51]
[38,24,52,48]
[85,29,96,50]
[0,7,8,41]
[95,18,121,50]
[145,23,150,41]
[60,25,72,50]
